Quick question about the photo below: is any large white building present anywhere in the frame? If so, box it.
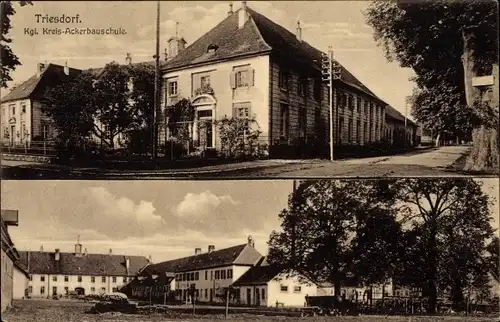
[17,239,150,298]
[130,236,318,307]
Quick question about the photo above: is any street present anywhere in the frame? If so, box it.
[0,146,488,179]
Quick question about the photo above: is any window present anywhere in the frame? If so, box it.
[280,285,288,292]
[200,75,210,88]
[168,80,178,96]
[261,288,265,299]
[28,286,33,293]
[64,287,68,293]
[195,272,199,281]
[205,289,208,298]
[348,95,354,109]
[10,105,15,115]
[357,120,361,143]
[364,101,369,115]
[210,271,213,280]
[221,270,226,280]
[348,118,353,143]
[205,271,208,280]
[313,79,321,101]
[299,105,307,138]
[190,272,195,281]
[280,103,289,139]
[102,276,106,283]
[339,117,344,144]
[112,287,117,292]
[336,91,343,108]
[123,277,127,283]
[101,287,106,293]
[41,276,45,282]
[215,270,220,280]
[207,44,218,53]
[278,68,288,89]
[236,69,249,87]
[227,269,233,279]
[91,287,96,293]
[52,286,57,295]
[294,286,302,293]
[64,276,69,282]
[357,97,361,112]
[29,275,33,281]
[183,273,187,281]
[52,276,57,282]
[298,76,307,97]
[77,276,82,282]
[91,276,95,283]
[112,277,117,283]
[40,286,45,294]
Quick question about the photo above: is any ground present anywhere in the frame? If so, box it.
[2,300,498,322]
[1,146,497,179]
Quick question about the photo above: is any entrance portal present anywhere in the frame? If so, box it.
[75,287,85,295]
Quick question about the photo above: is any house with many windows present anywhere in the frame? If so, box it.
[0,63,80,147]
[17,239,150,298]
[161,1,392,158]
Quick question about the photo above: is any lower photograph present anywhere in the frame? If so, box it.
[1,178,498,321]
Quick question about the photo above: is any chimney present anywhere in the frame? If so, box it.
[63,61,69,75]
[148,255,152,263]
[208,245,215,253]
[27,251,31,271]
[109,248,113,255]
[125,52,132,65]
[296,20,302,42]
[247,235,255,248]
[228,2,233,16]
[238,1,249,29]
[55,249,60,261]
[36,63,45,78]
[40,246,44,252]
[83,248,87,255]
[74,235,82,257]
[125,257,130,274]
[195,248,202,255]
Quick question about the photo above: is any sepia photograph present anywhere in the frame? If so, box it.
[1,178,499,321]
[0,0,498,179]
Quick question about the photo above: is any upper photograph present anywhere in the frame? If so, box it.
[1,1,498,179]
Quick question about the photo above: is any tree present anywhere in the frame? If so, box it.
[267,180,403,296]
[1,1,32,88]
[215,116,263,158]
[386,178,494,313]
[365,0,499,172]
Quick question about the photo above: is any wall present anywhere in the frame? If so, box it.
[162,55,270,150]
[1,248,14,312]
[28,273,131,298]
[173,264,253,303]
[266,275,317,307]
[31,100,58,141]
[385,117,416,147]
[13,267,28,299]
[1,99,32,146]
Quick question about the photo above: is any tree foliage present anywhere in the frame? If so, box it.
[365,0,499,167]
[267,180,403,296]
[1,1,33,88]
[215,116,263,158]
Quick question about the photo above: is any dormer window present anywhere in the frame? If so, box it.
[207,44,218,53]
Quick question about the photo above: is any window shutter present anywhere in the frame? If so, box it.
[230,72,236,89]
[250,68,255,86]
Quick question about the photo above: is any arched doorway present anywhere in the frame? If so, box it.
[75,287,85,295]
[192,94,216,149]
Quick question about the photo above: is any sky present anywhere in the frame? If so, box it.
[1,179,498,264]
[3,0,416,118]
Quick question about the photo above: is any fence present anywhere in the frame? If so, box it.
[1,140,59,156]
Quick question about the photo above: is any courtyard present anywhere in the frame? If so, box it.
[2,300,498,322]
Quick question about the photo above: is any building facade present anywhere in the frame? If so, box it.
[1,210,29,313]
[160,2,393,158]
[18,240,150,298]
[0,63,80,147]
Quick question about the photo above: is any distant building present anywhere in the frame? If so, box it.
[232,257,317,307]
[1,210,29,313]
[18,239,150,298]
[384,105,419,147]
[0,63,80,147]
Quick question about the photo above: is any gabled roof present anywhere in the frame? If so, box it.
[18,251,150,276]
[162,7,385,104]
[232,256,282,286]
[142,244,262,274]
[1,64,81,103]
[85,61,158,78]
[385,105,417,127]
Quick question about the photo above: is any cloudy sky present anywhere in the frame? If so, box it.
[1,179,498,264]
[5,1,415,118]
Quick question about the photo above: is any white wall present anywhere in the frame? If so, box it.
[28,273,132,298]
[1,248,14,312]
[13,267,28,299]
[162,54,270,149]
[1,99,32,145]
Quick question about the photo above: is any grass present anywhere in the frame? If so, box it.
[2,300,498,322]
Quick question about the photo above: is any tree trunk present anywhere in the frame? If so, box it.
[427,223,438,314]
[462,29,499,172]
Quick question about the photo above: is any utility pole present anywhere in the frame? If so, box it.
[152,0,161,163]
[322,47,339,161]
